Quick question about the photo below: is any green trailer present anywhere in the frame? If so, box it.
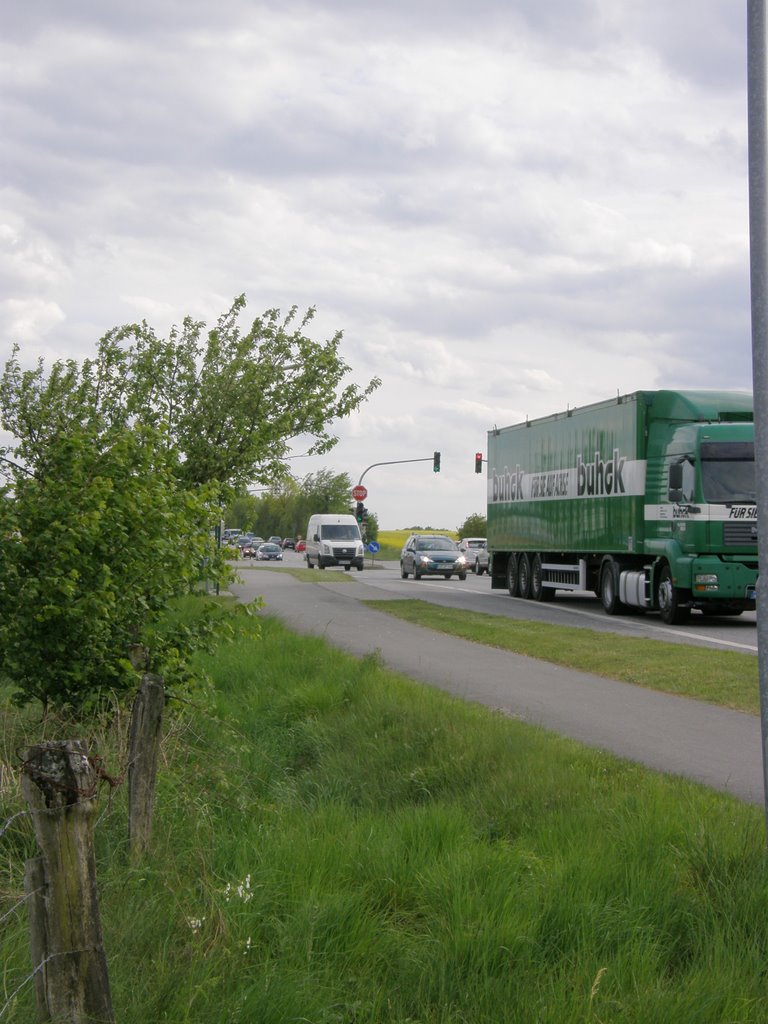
[487,390,758,624]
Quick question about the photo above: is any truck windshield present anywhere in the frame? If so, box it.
[321,525,360,540]
[700,441,756,503]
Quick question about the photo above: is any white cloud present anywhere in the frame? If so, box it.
[0,0,754,527]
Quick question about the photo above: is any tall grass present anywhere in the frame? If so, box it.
[2,602,768,1022]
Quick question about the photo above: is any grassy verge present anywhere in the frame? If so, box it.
[364,599,759,714]
[235,564,356,582]
[3,599,768,1022]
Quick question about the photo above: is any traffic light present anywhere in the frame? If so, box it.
[475,452,483,474]
[356,501,364,523]
[433,451,441,473]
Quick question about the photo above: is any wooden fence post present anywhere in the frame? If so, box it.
[127,672,165,857]
[23,856,49,1020]
[21,740,114,1024]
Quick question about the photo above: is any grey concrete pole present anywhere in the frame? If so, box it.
[747,0,768,834]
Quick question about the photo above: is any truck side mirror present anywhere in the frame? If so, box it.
[313,533,320,542]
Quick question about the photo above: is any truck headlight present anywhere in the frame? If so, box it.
[694,573,719,592]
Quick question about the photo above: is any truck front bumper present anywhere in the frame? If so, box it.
[685,557,758,606]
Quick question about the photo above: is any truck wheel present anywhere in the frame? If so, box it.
[600,561,624,615]
[506,554,520,597]
[531,554,555,602]
[518,554,532,599]
[307,556,314,569]
[657,565,691,625]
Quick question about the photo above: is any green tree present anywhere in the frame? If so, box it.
[1,296,380,493]
[226,493,260,531]
[363,509,379,543]
[457,513,487,537]
[0,422,229,709]
[0,298,380,709]
[229,469,357,541]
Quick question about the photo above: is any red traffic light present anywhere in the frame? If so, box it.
[475,452,483,474]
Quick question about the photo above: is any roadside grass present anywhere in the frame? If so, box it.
[235,564,355,582]
[3,599,768,1022]
[364,599,760,714]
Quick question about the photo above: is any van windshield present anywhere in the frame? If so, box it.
[320,525,360,540]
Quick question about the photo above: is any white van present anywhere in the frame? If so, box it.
[305,514,365,571]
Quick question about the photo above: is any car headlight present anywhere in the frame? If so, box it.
[456,555,467,565]
[419,555,431,565]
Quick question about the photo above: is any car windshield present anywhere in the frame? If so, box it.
[260,544,279,552]
[415,538,456,551]
[465,541,485,549]
[321,525,360,540]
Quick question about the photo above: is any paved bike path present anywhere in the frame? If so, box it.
[231,571,765,806]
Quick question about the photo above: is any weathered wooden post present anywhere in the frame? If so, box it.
[23,855,49,1020]
[127,671,165,857]
[21,740,114,1024]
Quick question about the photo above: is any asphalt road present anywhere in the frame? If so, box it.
[231,559,765,807]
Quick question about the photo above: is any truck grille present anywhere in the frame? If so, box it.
[336,546,356,557]
[723,522,758,546]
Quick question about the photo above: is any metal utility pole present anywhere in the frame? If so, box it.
[357,454,441,485]
[747,0,768,834]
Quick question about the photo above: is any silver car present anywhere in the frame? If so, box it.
[458,537,489,575]
[400,535,468,580]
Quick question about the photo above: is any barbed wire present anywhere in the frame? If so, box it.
[17,749,126,801]
[0,809,31,840]
[0,886,44,928]
[0,947,98,1021]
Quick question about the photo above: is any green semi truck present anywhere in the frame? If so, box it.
[487,390,758,624]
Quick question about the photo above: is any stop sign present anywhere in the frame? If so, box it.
[351,484,368,501]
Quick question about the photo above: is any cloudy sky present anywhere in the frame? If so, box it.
[0,1,756,530]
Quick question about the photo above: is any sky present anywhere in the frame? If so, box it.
[0,0,756,530]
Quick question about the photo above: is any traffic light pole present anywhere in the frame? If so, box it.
[747,0,768,838]
[357,456,439,484]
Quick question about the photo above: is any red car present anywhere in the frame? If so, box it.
[295,539,306,552]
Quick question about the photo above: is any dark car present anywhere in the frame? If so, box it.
[281,537,296,549]
[400,535,468,580]
[256,542,283,561]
